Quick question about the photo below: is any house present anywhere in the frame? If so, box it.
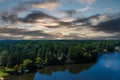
[115,46,120,52]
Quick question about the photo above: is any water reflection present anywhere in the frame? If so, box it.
[33,63,93,80]
[38,63,93,75]
[5,73,34,80]
[34,53,120,80]
[6,63,93,80]
[76,53,120,80]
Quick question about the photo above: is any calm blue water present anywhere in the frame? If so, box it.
[6,53,120,80]
[34,53,120,80]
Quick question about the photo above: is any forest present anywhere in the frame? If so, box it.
[0,40,120,75]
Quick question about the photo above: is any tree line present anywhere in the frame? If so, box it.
[0,40,120,72]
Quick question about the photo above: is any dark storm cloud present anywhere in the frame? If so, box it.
[19,11,57,23]
[93,17,120,33]
[0,11,58,24]
[70,13,120,39]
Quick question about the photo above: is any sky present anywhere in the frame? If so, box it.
[0,0,120,40]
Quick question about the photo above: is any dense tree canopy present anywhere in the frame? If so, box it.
[0,40,120,69]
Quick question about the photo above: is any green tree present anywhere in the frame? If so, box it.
[36,57,43,64]
[23,59,32,70]
[0,51,8,67]
[44,52,49,65]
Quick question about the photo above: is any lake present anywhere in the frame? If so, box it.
[6,52,120,80]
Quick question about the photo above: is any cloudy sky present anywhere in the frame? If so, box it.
[0,0,120,40]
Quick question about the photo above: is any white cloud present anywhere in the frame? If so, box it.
[32,2,59,11]
[78,0,95,4]
[89,14,110,26]
[76,6,91,12]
